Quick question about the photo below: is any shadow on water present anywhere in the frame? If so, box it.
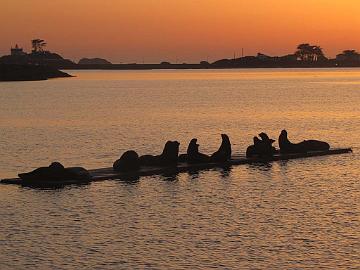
[218,165,232,178]
[187,165,233,180]
[115,171,180,184]
[278,159,291,168]
[160,171,180,182]
[247,162,273,171]
[187,169,201,180]
[117,174,141,184]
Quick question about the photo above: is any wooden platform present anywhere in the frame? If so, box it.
[0,148,353,186]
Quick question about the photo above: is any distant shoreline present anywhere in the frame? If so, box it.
[3,41,360,72]
[60,62,360,71]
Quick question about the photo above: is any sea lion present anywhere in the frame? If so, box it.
[258,132,278,155]
[139,141,180,166]
[246,133,277,158]
[113,150,140,172]
[246,137,259,158]
[185,138,210,164]
[18,162,90,183]
[210,134,232,162]
[279,130,330,154]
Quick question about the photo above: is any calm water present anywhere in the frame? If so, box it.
[0,69,359,269]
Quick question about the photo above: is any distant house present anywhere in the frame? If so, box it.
[11,44,26,56]
[1,40,75,67]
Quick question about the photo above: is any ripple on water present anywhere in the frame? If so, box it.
[0,69,359,269]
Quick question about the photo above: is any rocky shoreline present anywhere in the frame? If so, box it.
[0,64,72,81]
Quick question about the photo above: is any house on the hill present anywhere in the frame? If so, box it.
[11,44,26,56]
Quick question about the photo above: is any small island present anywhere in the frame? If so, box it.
[0,64,72,81]
[0,40,73,81]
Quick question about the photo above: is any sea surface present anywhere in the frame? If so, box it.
[0,69,359,269]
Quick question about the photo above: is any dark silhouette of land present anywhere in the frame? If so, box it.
[0,40,73,81]
[1,41,360,79]
[59,43,360,69]
[78,58,112,65]
[2,40,74,67]
[0,64,72,81]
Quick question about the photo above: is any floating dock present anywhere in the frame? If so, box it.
[0,148,353,186]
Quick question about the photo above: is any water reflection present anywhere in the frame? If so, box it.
[247,162,273,171]
[217,166,233,178]
[20,182,91,191]
[160,172,179,182]
[118,174,140,184]
[188,166,233,180]
[1,69,359,269]
[187,169,201,179]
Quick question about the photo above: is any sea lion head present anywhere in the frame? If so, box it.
[253,136,261,145]
[162,141,180,159]
[259,132,275,144]
[221,134,229,141]
[220,134,231,158]
[113,150,140,172]
[49,162,65,170]
[279,129,291,148]
[187,138,199,155]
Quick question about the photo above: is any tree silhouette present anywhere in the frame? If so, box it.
[337,50,360,62]
[295,43,325,62]
[31,39,47,53]
[296,44,310,61]
[312,46,325,61]
[342,50,360,57]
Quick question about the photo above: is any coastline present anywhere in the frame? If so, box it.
[0,64,72,82]
[59,62,360,70]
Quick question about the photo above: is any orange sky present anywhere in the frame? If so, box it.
[1,0,360,63]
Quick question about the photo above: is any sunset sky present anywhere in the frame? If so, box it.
[1,0,360,63]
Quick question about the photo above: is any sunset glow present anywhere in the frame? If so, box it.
[1,0,360,62]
